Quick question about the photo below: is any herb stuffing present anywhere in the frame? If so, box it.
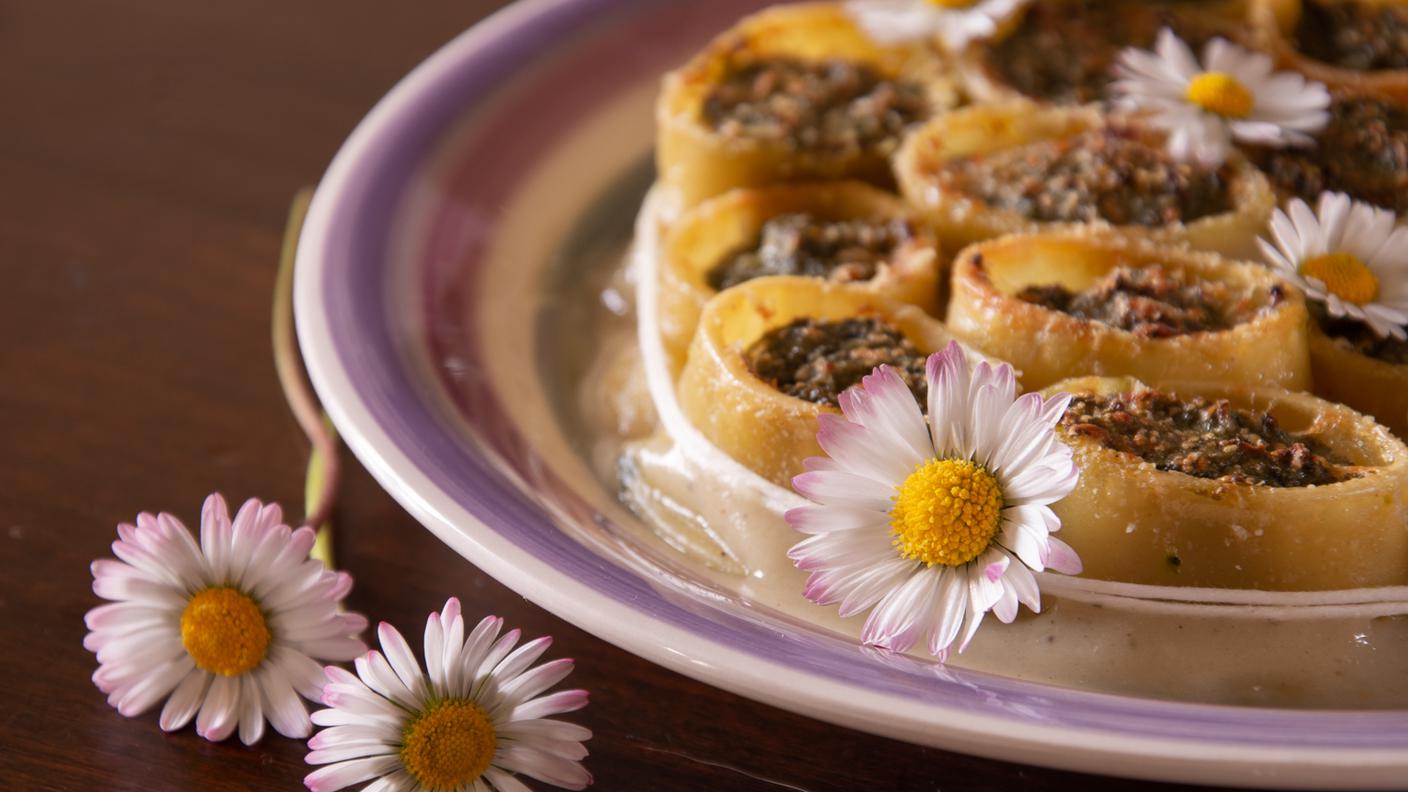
[745,317,927,408]
[1061,390,1358,487]
[706,213,914,291]
[702,57,928,155]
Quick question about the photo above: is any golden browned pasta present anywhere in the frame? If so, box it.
[893,102,1276,260]
[1250,0,1408,104]
[658,181,943,373]
[945,229,1312,391]
[1044,374,1408,590]
[1308,324,1408,438]
[676,276,968,487]
[956,0,1249,106]
[654,2,955,220]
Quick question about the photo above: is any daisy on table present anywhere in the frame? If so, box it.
[1112,28,1331,167]
[84,493,367,744]
[847,0,1029,51]
[786,342,1081,659]
[1259,192,1408,340]
[305,598,591,792]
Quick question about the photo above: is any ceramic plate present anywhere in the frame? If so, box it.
[294,1,1408,786]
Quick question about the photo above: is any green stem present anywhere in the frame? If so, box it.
[272,188,340,568]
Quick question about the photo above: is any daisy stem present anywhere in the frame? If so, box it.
[272,187,340,567]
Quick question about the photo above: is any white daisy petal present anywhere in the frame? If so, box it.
[804,558,908,608]
[784,504,889,535]
[493,659,576,715]
[304,756,402,792]
[791,469,895,511]
[835,561,920,618]
[84,494,365,743]
[1257,193,1408,340]
[861,567,940,653]
[306,599,590,792]
[475,630,524,688]
[1044,536,1084,575]
[115,657,191,717]
[259,662,312,739]
[839,364,933,468]
[1156,27,1201,79]
[378,771,416,792]
[455,616,505,699]
[196,674,239,742]
[788,341,1081,660]
[159,669,210,732]
[199,494,233,583]
[510,688,591,721]
[498,718,593,744]
[376,622,428,699]
[311,706,380,729]
[354,651,415,709]
[815,412,916,486]
[992,580,1020,624]
[927,341,973,457]
[237,674,266,746]
[489,637,555,691]
[495,743,594,790]
[307,723,398,753]
[1002,558,1042,613]
[225,498,262,588]
[956,585,989,652]
[926,568,967,656]
[424,612,447,692]
[846,0,1029,51]
[484,767,537,792]
[1112,28,1330,167]
[307,742,395,766]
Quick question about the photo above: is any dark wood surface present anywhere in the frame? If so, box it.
[0,3,1245,790]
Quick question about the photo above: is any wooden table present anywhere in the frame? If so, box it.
[0,3,1235,789]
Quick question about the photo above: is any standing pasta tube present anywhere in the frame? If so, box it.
[946,229,1312,391]
[956,0,1247,105]
[1045,375,1408,591]
[655,2,955,220]
[658,181,942,372]
[894,101,1276,260]
[1239,90,1408,213]
[1308,324,1408,439]
[1250,0,1408,104]
[677,277,973,487]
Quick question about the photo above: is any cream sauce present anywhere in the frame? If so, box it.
[566,189,1408,709]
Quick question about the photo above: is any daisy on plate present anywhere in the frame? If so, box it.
[84,493,368,744]
[1111,28,1330,167]
[304,598,591,792]
[1259,191,1408,339]
[846,0,1029,51]
[785,341,1080,659]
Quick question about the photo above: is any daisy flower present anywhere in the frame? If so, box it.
[84,493,368,744]
[786,341,1081,658]
[1112,28,1330,167]
[1259,191,1408,340]
[846,0,1029,51]
[305,598,591,792]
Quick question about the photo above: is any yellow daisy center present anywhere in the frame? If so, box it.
[925,0,980,8]
[890,458,1004,567]
[401,698,498,790]
[1301,252,1379,305]
[1185,71,1254,118]
[180,587,271,677]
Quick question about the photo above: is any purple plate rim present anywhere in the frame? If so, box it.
[294,0,1408,786]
